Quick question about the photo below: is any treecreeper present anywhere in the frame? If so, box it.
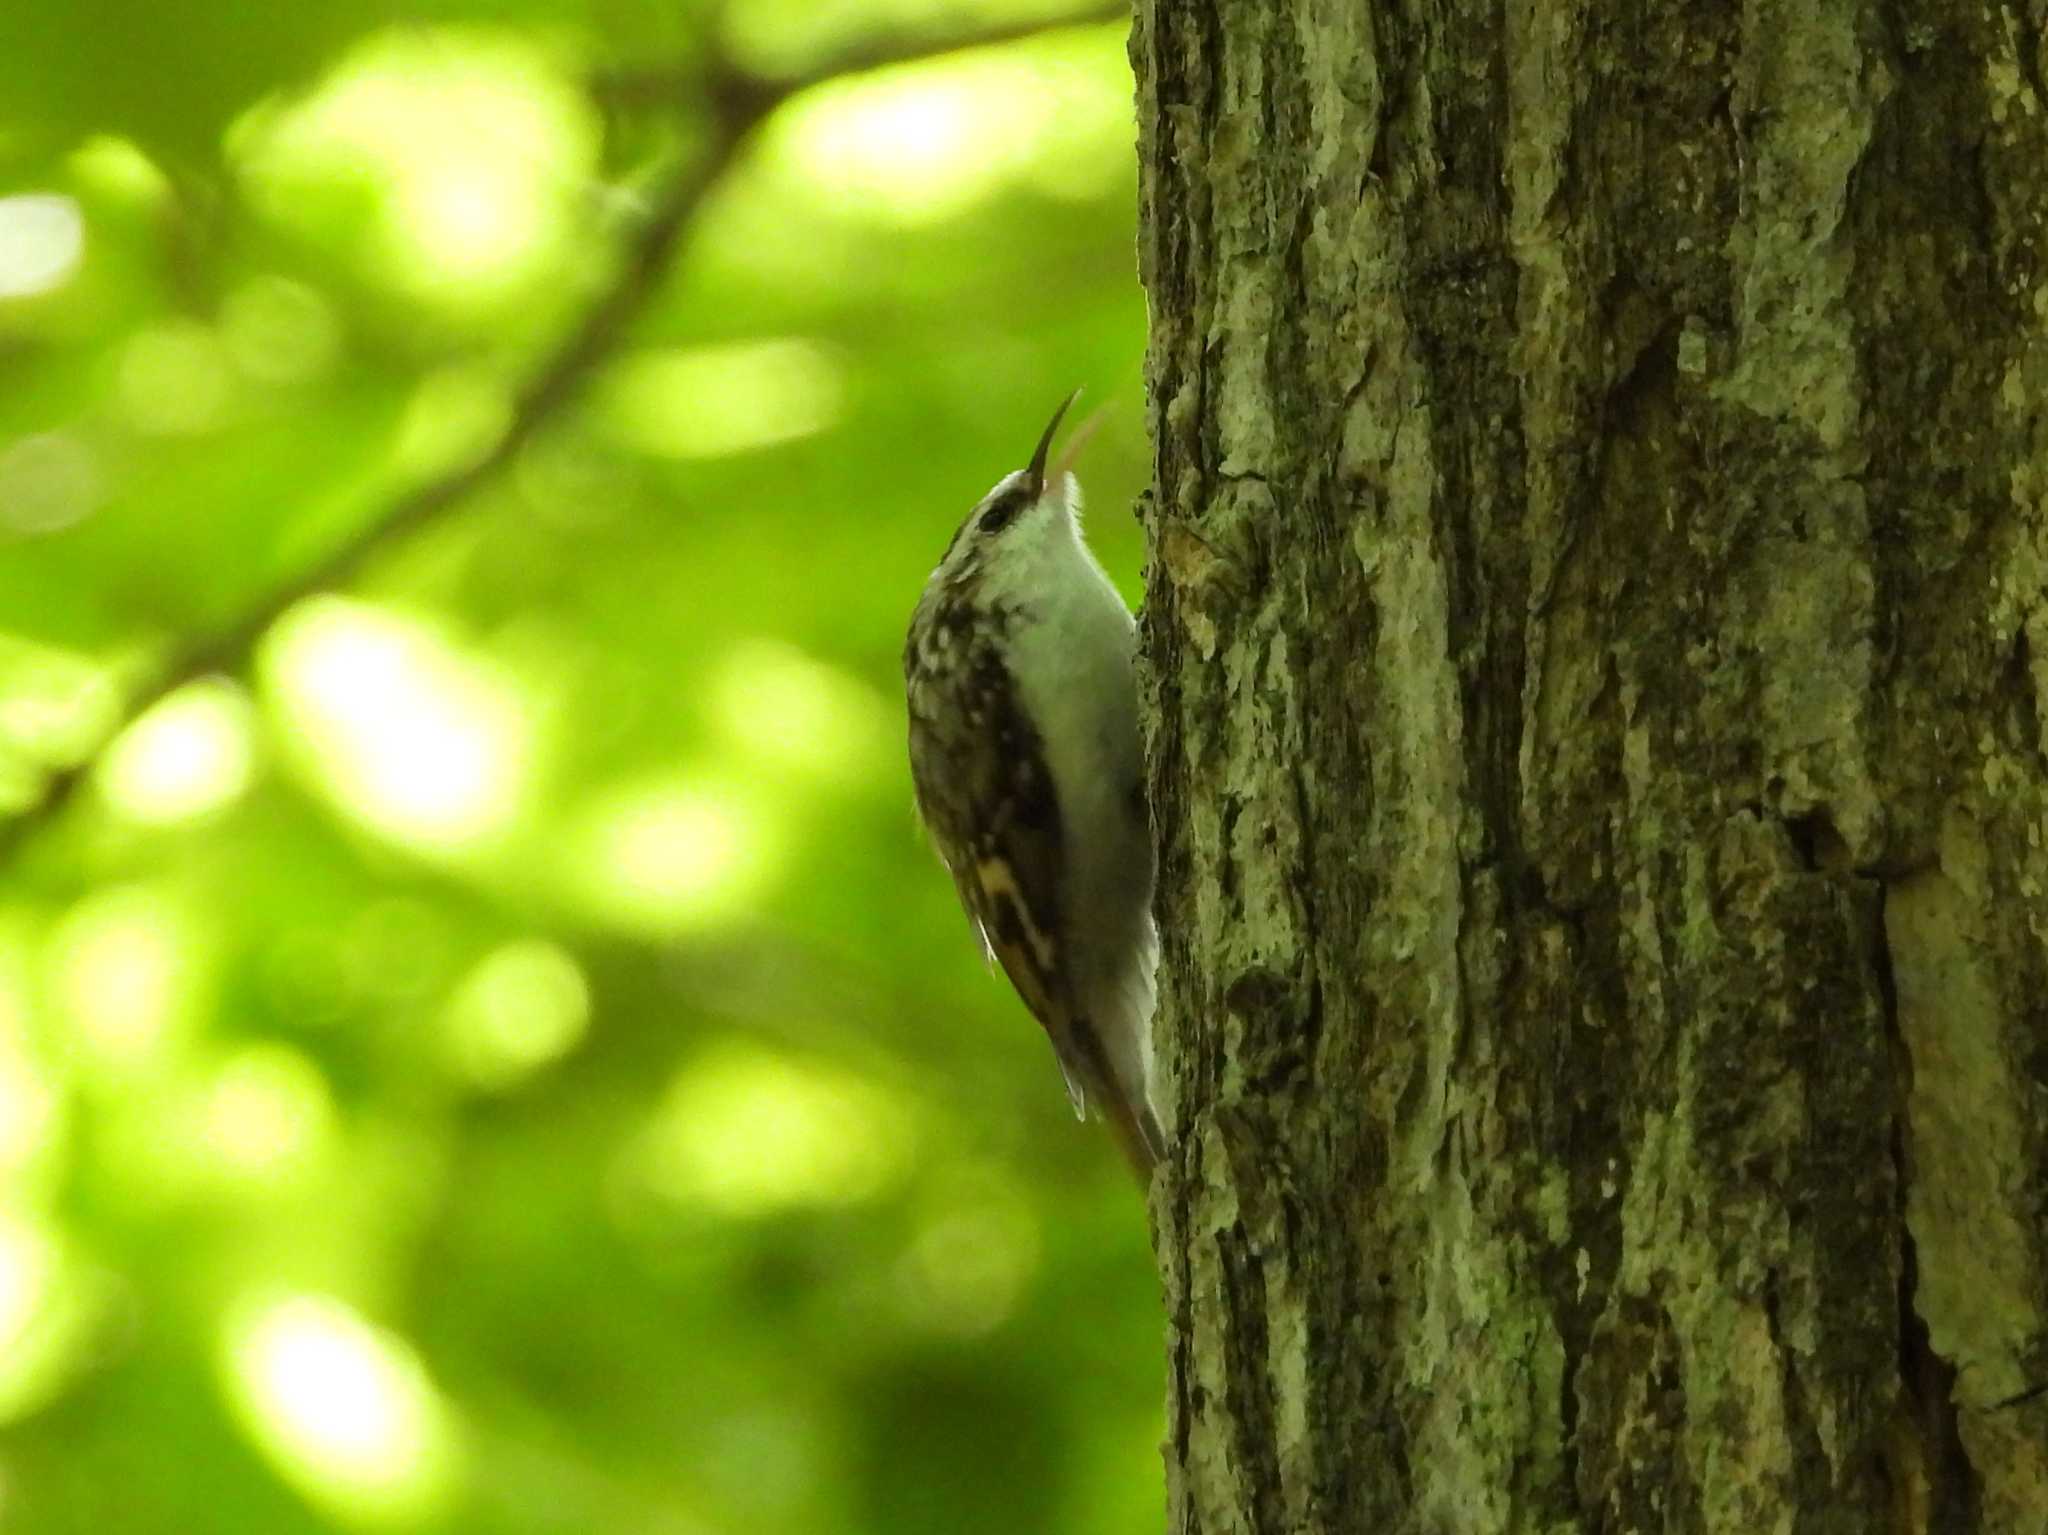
[903,393,1162,1178]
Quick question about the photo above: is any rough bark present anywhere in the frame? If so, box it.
[1133,0,2048,1529]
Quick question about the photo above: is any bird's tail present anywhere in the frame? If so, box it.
[1099,1080,1165,1180]
[1085,917,1163,1185]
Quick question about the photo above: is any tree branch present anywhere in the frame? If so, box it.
[0,2,1131,865]
[596,1,1129,105]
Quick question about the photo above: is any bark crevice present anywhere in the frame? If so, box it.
[1879,883,1983,1532]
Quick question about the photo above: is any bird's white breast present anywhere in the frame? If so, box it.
[993,501,1143,890]
[990,493,1154,1108]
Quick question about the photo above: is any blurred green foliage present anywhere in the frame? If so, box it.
[0,2,1161,1530]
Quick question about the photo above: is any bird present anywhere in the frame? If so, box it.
[903,392,1163,1177]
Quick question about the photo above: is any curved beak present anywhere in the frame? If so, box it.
[1025,388,1082,499]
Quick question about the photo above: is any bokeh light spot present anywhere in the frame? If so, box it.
[264,599,533,854]
[117,321,236,436]
[442,939,589,1090]
[47,885,198,1080]
[775,70,989,223]
[390,366,513,480]
[0,1046,57,1182]
[0,1219,50,1352]
[767,30,1129,223]
[0,1213,104,1422]
[0,638,117,767]
[222,1294,460,1525]
[222,277,342,385]
[68,137,169,206]
[0,930,60,1181]
[98,678,258,825]
[0,432,101,537]
[622,1047,910,1217]
[596,339,843,460]
[197,1045,334,1185]
[237,32,597,310]
[896,1171,1042,1336]
[570,776,774,933]
[711,639,889,781]
[0,194,84,299]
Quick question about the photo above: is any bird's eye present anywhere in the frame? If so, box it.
[978,489,1028,534]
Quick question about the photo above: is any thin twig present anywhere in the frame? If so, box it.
[0,3,1131,867]
[598,1,1129,104]
[0,118,755,867]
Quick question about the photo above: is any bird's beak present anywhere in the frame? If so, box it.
[1025,388,1082,499]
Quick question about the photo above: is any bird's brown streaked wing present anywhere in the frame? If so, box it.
[908,678,1158,1177]
[907,654,1089,1098]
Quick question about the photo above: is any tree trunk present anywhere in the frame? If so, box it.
[1132,0,2048,1529]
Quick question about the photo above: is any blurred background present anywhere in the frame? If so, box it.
[0,1,1160,1530]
